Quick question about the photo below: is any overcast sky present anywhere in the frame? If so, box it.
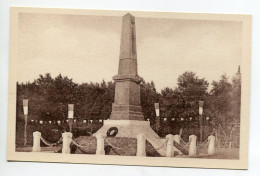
[17,13,242,91]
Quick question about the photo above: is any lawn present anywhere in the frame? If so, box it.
[16,145,239,160]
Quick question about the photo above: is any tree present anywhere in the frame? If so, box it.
[176,72,209,140]
[140,80,160,121]
[208,71,241,147]
[17,71,243,144]
[158,72,209,138]
[210,74,233,124]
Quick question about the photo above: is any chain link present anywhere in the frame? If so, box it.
[203,141,210,149]
[40,136,63,147]
[197,138,209,149]
[180,138,187,145]
[71,139,95,148]
[105,138,136,151]
[199,138,208,146]
[152,139,168,151]
[183,141,191,148]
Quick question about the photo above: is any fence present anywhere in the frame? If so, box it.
[216,123,240,148]
[32,131,216,157]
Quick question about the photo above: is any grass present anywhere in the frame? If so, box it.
[16,146,62,152]
[16,145,239,160]
[176,148,239,159]
[202,148,239,159]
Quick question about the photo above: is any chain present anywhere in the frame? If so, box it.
[71,139,95,148]
[40,136,63,147]
[173,140,189,155]
[198,139,206,146]
[56,137,63,144]
[197,138,209,149]
[180,138,187,145]
[183,141,191,148]
[152,139,168,151]
[203,141,210,149]
[105,138,136,151]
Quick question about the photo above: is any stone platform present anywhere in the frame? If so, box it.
[93,120,160,139]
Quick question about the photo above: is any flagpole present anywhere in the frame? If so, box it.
[154,103,160,135]
[199,101,204,143]
[68,104,74,132]
[23,99,29,146]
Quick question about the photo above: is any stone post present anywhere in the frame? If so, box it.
[208,135,216,155]
[166,134,174,157]
[136,134,146,156]
[62,132,72,154]
[96,134,105,155]
[189,135,197,156]
[32,131,41,152]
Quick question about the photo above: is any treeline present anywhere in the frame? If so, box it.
[17,70,241,137]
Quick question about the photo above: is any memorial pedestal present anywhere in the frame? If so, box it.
[94,120,159,139]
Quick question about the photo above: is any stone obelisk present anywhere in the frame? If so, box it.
[110,13,144,121]
[94,13,159,138]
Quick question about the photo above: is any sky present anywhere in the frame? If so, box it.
[17,13,242,91]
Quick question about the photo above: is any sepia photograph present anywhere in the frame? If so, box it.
[7,7,251,169]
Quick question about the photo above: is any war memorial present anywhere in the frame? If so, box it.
[14,13,224,158]
[4,4,254,170]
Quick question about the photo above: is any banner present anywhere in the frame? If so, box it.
[199,107,203,115]
[28,118,108,125]
[199,101,204,115]
[154,103,159,117]
[68,104,74,118]
[23,99,29,115]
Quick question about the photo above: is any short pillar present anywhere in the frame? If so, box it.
[136,134,146,156]
[173,135,181,144]
[96,134,105,155]
[32,131,41,152]
[189,135,197,156]
[166,134,174,157]
[62,132,72,154]
[208,135,216,155]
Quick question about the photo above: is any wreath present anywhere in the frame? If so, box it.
[106,127,118,137]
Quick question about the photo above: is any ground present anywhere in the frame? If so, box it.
[16,146,239,160]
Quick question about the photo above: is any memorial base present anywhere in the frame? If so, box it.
[93,120,159,139]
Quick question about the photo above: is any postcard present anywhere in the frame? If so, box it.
[7,7,251,169]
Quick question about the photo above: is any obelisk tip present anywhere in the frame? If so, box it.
[123,13,134,17]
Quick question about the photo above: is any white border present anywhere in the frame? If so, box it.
[1,1,259,176]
